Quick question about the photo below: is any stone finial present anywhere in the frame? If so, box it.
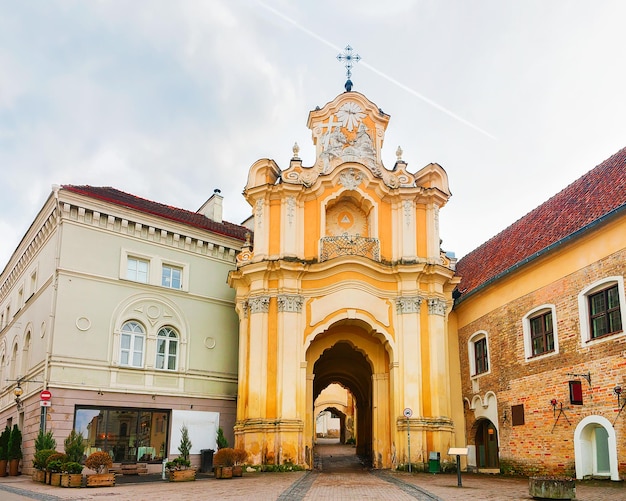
[396,146,403,162]
[292,142,300,160]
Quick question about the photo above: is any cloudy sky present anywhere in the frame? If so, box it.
[1,0,625,267]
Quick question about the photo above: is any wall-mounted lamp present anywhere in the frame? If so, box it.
[502,410,508,424]
[14,384,24,410]
[614,386,622,407]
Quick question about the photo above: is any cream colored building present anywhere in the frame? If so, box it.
[0,185,247,472]
[229,90,465,469]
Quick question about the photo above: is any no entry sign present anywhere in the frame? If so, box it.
[40,390,52,401]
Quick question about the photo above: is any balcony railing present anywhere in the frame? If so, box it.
[320,234,380,262]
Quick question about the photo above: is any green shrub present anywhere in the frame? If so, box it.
[7,425,22,460]
[62,461,84,474]
[216,427,229,449]
[35,430,56,452]
[33,449,58,470]
[64,430,85,463]
[46,453,68,470]
[46,460,64,473]
[166,457,191,471]
[0,426,10,461]
[178,425,192,461]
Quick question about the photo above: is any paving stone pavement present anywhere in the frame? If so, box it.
[1,443,625,500]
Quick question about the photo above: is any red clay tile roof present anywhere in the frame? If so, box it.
[62,185,249,242]
[455,146,626,300]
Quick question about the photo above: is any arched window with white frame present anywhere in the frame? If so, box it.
[120,321,146,368]
[523,304,558,360]
[468,331,490,377]
[155,326,179,371]
[578,276,625,344]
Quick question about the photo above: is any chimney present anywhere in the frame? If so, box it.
[197,189,223,223]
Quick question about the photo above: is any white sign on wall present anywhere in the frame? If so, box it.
[169,410,219,456]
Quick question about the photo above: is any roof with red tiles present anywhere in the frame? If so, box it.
[62,185,249,242]
[455,146,626,301]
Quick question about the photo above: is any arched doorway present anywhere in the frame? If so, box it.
[475,419,499,469]
[306,321,392,467]
[574,415,619,480]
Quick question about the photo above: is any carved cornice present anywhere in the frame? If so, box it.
[277,294,304,313]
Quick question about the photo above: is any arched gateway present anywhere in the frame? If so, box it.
[228,88,465,469]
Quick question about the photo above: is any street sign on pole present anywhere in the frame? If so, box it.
[40,401,51,407]
[404,408,412,472]
[40,390,52,401]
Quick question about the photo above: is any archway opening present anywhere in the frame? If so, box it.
[314,383,355,444]
[313,341,373,464]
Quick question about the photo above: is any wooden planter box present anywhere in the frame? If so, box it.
[529,477,576,500]
[232,465,243,477]
[86,472,116,487]
[50,472,62,487]
[169,469,196,482]
[214,466,233,479]
[61,473,83,487]
[32,470,46,483]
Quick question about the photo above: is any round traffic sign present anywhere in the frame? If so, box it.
[403,407,412,418]
[40,390,52,401]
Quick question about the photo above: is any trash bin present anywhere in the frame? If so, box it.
[200,449,215,473]
[428,451,440,473]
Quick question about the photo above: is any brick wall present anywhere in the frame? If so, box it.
[458,248,626,477]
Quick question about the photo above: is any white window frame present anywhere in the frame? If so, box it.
[161,263,183,290]
[119,321,146,368]
[120,249,153,284]
[468,331,490,378]
[523,304,558,361]
[578,276,625,345]
[155,326,179,371]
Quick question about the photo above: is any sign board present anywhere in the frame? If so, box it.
[448,447,468,456]
[40,401,51,407]
[403,408,412,418]
[40,390,52,401]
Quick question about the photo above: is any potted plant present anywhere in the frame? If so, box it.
[45,453,67,487]
[84,451,114,487]
[213,447,235,479]
[7,425,22,476]
[167,424,195,482]
[60,461,84,488]
[232,448,248,477]
[32,449,57,483]
[0,425,9,477]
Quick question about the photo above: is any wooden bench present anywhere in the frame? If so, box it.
[118,463,148,475]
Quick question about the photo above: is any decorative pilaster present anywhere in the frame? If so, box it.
[277,294,304,313]
[428,298,447,316]
[395,296,423,314]
[248,296,270,314]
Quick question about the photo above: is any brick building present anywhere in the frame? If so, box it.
[453,147,626,480]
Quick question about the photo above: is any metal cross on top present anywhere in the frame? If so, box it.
[337,45,361,91]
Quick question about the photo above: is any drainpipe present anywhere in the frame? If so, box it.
[42,185,62,430]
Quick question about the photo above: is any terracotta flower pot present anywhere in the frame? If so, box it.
[8,458,19,476]
[0,459,7,477]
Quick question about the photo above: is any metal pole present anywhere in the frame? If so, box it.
[40,406,47,432]
[407,417,411,473]
[456,454,462,487]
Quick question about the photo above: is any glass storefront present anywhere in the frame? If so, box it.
[74,406,169,463]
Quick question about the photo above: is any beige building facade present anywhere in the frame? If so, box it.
[0,185,246,473]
